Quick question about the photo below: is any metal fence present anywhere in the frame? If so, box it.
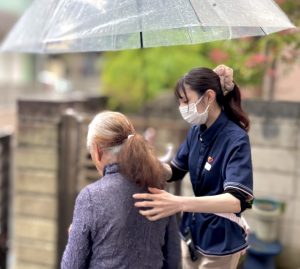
[0,132,12,269]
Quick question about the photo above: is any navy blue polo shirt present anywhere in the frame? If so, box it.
[171,111,253,256]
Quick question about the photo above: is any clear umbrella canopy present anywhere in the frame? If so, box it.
[0,0,295,53]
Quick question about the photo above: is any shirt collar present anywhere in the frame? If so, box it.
[103,162,119,176]
[198,111,229,144]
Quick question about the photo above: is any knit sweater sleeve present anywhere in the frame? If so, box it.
[61,187,93,269]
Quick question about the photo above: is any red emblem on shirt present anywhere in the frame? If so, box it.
[208,156,214,163]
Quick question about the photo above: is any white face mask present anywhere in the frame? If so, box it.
[179,96,210,125]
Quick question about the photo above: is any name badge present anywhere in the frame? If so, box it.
[204,162,211,171]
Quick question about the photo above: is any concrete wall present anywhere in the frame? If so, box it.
[243,100,300,269]
[13,108,59,269]
[10,94,106,269]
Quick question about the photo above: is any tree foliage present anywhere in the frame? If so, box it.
[101,46,212,111]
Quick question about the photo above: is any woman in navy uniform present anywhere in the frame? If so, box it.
[133,65,253,269]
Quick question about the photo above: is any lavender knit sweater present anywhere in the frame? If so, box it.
[61,163,180,269]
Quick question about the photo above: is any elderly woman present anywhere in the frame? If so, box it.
[61,111,180,269]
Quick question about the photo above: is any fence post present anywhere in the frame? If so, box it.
[0,132,12,269]
[57,109,82,267]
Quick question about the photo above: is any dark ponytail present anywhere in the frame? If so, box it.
[223,83,250,132]
[118,134,165,189]
[175,67,250,132]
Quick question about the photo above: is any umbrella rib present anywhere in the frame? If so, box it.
[188,0,203,25]
[111,0,119,49]
[42,0,65,52]
[260,27,267,35]
[186,0,205,44]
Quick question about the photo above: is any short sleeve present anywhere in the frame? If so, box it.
[61,187,93,269]
[171,127,194,172]
[223,135,253,199]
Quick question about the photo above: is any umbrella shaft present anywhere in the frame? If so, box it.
[140,32,144,49]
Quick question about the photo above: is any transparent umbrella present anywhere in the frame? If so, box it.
[0,0,296,54]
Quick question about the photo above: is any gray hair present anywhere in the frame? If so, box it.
[87,111,134,155]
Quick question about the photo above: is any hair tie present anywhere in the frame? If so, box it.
[213,65,234,96]
[127,134,134,139]
[223,85,234,96]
